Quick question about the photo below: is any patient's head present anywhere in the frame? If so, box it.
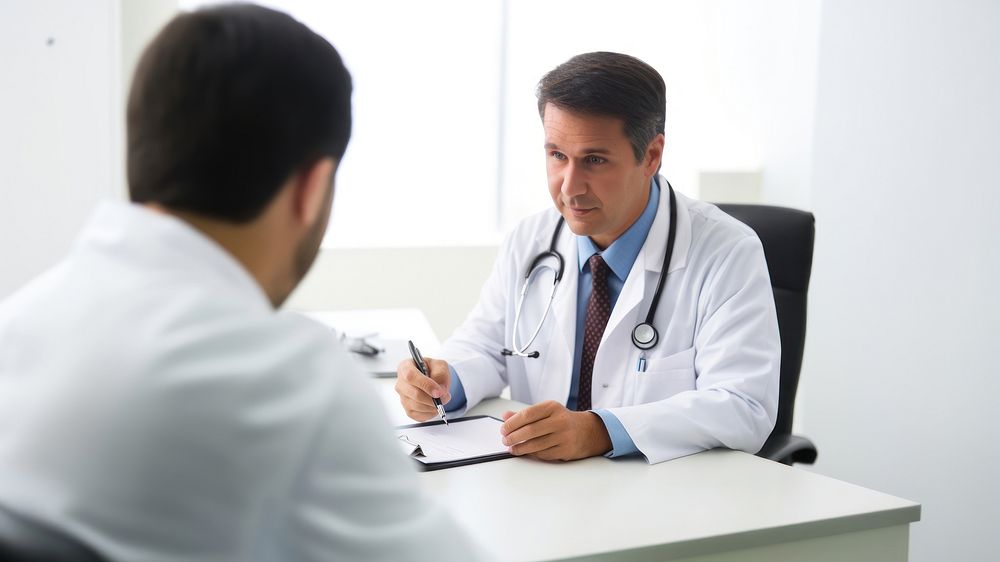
[126,3,353,306]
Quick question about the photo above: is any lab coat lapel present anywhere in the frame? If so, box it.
[602,252,648,347]
[667,179,692,275]
[539,221,577,402]
[602,179,670,346]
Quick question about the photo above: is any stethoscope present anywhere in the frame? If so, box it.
[502,181,678,359]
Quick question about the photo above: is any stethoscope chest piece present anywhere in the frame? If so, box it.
[631,322,658,350]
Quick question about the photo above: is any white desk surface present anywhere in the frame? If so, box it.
[301,307,441,354]
[384,390,921,562]
[308,309,921,561]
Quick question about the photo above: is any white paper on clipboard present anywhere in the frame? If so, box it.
[396,417,508,465]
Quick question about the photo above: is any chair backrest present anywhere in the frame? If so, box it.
[0,505,105,562]
[715,204,815,438]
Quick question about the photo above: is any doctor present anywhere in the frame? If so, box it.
[396,52,780,465]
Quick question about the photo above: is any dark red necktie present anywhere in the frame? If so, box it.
[577,254,611,411]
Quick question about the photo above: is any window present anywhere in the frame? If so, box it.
[178,1,801,246]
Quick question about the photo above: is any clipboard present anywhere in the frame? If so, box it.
[396,415,514,471]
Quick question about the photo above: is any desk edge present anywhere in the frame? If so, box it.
[557,503,921,562]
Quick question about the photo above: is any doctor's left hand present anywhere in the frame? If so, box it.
[500,401,612,461]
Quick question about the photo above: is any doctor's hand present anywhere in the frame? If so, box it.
[500,401,612,461]
[395,356,452,422]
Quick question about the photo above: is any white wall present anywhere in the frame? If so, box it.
[802,1,1000,560]
[288,246,498,342]
[0,0,122,297]
[715,0,821,208]
[0,0,177,299]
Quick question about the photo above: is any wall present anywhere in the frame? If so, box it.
[288,246,499,341]
[0,0,177,299]
[716,0,821,209]
[0,0,122,297]
[802,1,1000,560]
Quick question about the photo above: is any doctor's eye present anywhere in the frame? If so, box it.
[585,155,607,165]
[549,151,567,161]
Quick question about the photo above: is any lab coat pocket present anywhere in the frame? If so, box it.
[632,346,696,405]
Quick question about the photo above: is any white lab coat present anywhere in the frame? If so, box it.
[0,202,483,562]
[442,177,780,464]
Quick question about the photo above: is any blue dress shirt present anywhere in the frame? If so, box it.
[569,179,658,458]
[447,179,661,459]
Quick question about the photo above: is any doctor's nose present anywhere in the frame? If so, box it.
[559,163,587,198]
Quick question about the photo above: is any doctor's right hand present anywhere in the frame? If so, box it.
[395,356,453,421]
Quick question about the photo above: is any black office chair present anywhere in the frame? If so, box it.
[0,504,106,562]
[716,203,818,466]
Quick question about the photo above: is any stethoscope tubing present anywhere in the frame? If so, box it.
[503,181,677,359]
[505,261,559,357]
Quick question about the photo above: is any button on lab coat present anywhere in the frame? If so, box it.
[442,177,780,464]
[0,202,482,562]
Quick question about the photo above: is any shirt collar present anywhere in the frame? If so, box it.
[76,200,272,312]
[577,177,661,280]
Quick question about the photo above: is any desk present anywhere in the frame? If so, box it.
[384,388,920,562]
[302,307,440,354]
[313,309,921,561]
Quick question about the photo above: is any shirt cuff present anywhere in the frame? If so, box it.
[444,365,468,412]
[593,409,639,458]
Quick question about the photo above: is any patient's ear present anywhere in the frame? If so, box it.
[294,157,335,226]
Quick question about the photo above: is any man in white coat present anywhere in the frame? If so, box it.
[396,52,780,465]
[0,5,481,561]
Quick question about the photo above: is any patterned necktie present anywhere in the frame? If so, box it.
[577,254,611,411]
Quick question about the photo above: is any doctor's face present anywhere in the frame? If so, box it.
[543,103,662,250]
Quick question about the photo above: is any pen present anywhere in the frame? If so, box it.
[407,340,448,425]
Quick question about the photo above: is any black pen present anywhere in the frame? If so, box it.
[408,340,448,425]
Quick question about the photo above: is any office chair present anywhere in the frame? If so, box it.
[716,203,818,466]
[0,504,106,562]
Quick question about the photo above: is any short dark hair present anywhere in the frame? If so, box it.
[536,52,665,163]
[127,4,352,222]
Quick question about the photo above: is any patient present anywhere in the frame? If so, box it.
[0,4,480,561]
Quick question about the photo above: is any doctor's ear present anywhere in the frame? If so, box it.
[292,157,336,226]
[643,134,665,177]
